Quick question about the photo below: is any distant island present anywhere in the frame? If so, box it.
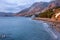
[0,12,14,17]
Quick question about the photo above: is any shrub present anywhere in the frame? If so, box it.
[38,9,54,18]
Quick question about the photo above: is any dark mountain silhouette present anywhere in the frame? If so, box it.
[0,12,14,17]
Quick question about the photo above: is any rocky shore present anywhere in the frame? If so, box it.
[33,17,60,32]
[33,17,60,40]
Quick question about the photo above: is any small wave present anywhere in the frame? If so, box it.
[43,23,58,40]
[28,18,58,39]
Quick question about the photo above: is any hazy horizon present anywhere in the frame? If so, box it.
[0,0,51,13]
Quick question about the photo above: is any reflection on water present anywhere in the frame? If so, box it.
[0,17,53,40]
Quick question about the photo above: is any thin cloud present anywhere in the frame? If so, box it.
[0,0,51,13]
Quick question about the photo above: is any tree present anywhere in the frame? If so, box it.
[38,9,54,18]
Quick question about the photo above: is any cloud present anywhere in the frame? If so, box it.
[0,0,51,13]
[35,0,51,2]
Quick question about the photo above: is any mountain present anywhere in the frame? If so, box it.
[48,1,56,9]
[0,12,14,17]
[40,0,60,13]
[54,0,60,6]
[15,0,60,17]
[16,2,49,16]
[37,0,60,18]
[48,0,60,8]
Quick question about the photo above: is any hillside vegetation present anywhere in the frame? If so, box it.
[38,9,54,18]
[38,6,60,18]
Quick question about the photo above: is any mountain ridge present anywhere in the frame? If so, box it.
[16,2,49,16]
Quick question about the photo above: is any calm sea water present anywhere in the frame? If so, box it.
[0,17,53,40]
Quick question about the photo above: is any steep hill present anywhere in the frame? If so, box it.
[16,2,49,16]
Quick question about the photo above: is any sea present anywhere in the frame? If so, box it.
[0,17,57,40]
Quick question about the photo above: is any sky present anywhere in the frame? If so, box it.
[0,0,51,13]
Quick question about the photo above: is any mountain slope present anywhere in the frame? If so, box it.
[16,0,60,17]
[16,2,49,16]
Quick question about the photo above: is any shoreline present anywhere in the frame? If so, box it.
[33,17,60,29]
[33,17,60,40]
[33,17,60,32]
